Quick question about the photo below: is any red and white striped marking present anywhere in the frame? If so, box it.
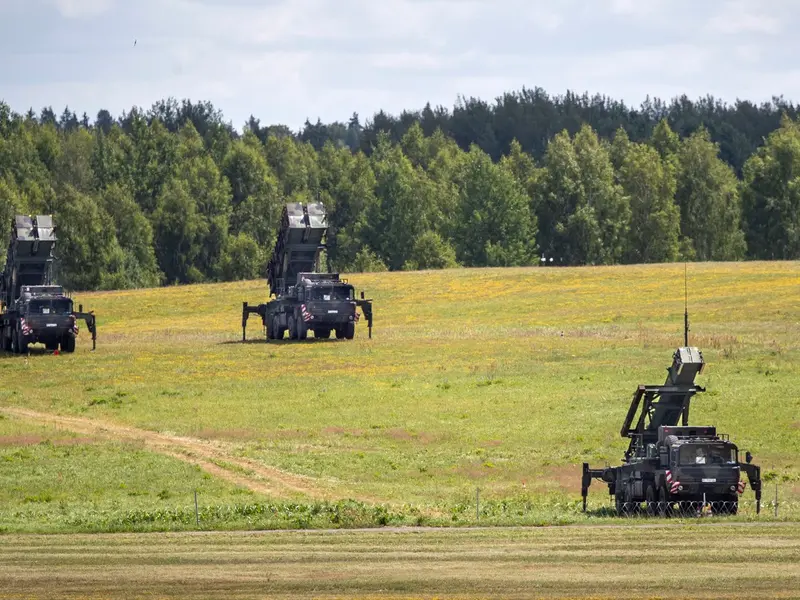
[301,304,312,322]
[20,318,32,336]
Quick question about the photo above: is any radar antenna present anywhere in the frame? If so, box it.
[683,262,689,347]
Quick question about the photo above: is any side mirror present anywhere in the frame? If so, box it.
[746,451,752,464]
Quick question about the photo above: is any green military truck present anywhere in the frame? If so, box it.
[242,202,373,341]
[1,215,96,353]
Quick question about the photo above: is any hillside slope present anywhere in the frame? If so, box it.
[1,262,798,530]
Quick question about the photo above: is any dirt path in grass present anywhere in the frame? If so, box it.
[0,406,347,501]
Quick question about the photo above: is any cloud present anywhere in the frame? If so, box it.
[1,0,799,130]
[707,0,781,35]
[607,0,667,17]
[52,0,114,19]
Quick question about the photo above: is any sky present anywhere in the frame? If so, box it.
[1,0,799,131]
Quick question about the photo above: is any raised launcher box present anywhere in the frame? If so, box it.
[668,346,705,385]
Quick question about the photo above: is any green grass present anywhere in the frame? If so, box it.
[1,524,799,599]
[0,261,798,531]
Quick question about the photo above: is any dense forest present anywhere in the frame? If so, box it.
[1,89,799,291]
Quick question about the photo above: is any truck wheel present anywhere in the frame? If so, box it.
[623,488,639,517]
[296,316,307,340]
[288,316,296,340]
[271,317,281,340]
[658,486,670,517]
[17,330,28,354]
[335,327,345,339]
[344,321,355,340]
[645,485,657,517]
[615,493,625,516]
[10,329,18,354]
[61,335,75,353]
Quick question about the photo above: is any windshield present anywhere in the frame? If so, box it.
[679,443,737,466]
[309,286,353,301]
[28,298,72,315]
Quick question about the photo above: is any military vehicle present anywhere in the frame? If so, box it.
[580,344,762,516]
[242,202,373,341]
[1,215,97,353]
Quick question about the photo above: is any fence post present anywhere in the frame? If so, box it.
[774,484,778,518]
[194,489,200,526]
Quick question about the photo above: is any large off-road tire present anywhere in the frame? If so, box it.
[645,484,657,517]
[344,321,355,340]
[615,493,625,516]
[658,486,671,517]
[623,488,640,517]
[335,326,345,339]
[60,335,75,353]
[271,317,281,340]
[288,316,296,340]
[17,328,28,354]
[296,315,307,340]
[10,329,18,354]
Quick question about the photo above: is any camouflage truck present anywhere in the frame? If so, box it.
[0,215,96,353]
[242,202,373,341]
[580,346,762,516]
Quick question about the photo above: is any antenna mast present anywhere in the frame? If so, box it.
[684,262,689,346]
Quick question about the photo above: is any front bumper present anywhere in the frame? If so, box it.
[300,303,357,325]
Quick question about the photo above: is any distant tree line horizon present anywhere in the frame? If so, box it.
[1,87,799,292]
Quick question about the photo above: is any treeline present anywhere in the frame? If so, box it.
[0,92,799,291]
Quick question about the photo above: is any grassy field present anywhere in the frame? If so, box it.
[1,524,799,599]
[0,261,799,531]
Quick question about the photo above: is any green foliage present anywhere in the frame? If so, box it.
[100,184,162,288]
[617,142,680,263]
[350,246,388,273]
[403,230,459,270]
[0,96,794,289]
[368,134,434,270]
[454,145,537,266]
[741,115,800,259]
[676,128,746,261]
[221,233,264,281]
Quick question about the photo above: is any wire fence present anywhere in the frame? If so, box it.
[581,496,798,519]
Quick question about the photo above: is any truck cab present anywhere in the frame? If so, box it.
[294,274,358,339]
[657,426,744,510]
[12,285,78,352]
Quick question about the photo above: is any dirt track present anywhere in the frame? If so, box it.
[0,406,342,501]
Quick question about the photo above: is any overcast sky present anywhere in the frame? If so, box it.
[1,0,798,131]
